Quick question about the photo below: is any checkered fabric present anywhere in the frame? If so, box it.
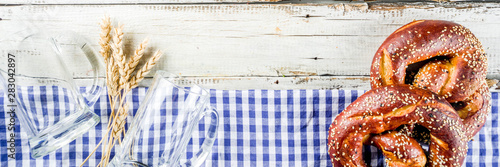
[0,88,499,166]
[15,86,77,134]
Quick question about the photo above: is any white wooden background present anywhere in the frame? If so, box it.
[1,1,499,90]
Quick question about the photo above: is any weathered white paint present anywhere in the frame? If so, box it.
[72,76,499,91]
[2,0,282,4]
[73,76,370,89]
[0,0,488,4]
[0,2,499,89]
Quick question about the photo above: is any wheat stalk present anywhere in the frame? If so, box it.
[82,16,115,167]
[81,16,164,167]
[100,102,129,167]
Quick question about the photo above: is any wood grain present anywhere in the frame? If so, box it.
[73,76,371,90]
[0,2,499,89]
[1,0,283,4]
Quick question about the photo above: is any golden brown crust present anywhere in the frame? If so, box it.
[370,131,426,167]
[459,81,491,140]
[328,85,468,167]
[369,20,490,139]
[370,20,487,103]
[413,59,452,94]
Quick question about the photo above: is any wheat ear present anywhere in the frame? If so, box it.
[106,58,120,97]
[112,103,128,139]
[129,50,163,89]
[99,16,112,64]
[125,39,148,81]
[110,25,126,87]
[112,63,121,96]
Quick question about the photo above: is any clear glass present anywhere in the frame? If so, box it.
[0,27,105,158]
[109,71,219,167]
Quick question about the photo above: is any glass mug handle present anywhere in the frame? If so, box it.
[51,31,106,107]
[184,105,219,167]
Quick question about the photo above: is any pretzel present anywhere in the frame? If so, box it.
[369,131,426,167]
[369,20,490,140]
[328,85,468,167]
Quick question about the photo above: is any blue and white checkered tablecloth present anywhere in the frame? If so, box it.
[0,87,499,166]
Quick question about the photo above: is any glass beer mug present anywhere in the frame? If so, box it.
[0,27,105,158]
[109,71,219,167]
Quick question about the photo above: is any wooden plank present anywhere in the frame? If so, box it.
[73,76,371,90]
[0,0,491,4]
[0,2,499,88]
[73,76,500,91]
[144,76,371,90]
[368,1,500,9]
[1,0,282,4]
[175,77,500,90]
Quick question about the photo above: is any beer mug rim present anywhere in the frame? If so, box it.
[154,70,209,97]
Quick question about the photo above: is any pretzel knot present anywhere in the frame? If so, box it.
[370,20,490,140]
[328,85,468,167]
[328,20,492,166]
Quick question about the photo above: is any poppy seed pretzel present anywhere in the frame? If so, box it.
[370,20,490,139]
[328,85,468,167]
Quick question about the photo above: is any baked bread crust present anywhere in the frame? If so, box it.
[369,20,490,140]
[328,85,467,167]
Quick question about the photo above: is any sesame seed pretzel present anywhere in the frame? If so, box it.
[369,20,490,140]
[328,85,468,167]
[369,131,426,167]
